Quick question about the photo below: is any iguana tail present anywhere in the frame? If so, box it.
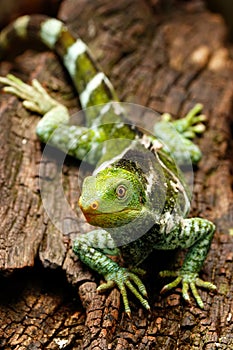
[0,15,118,112]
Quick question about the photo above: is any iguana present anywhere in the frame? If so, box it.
[0,15,216,315]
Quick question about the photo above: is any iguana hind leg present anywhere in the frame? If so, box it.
[154,104,207,164]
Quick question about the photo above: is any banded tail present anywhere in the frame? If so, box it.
[0,15,118,113]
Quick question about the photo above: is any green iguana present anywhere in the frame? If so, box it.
[0,15,216,315]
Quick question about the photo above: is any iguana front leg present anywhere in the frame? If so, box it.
[73,229,150,316]
[158,218,216,308]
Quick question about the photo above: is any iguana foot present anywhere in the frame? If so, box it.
[162,103,207,139]
[160,269,216,309]
[0,74,59,114]
[97,267,150,316]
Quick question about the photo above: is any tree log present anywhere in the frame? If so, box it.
[0,0,233,348]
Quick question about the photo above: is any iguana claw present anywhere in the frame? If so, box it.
[0,74,58,114]
[160,270,217,308]
[97,267,150,316]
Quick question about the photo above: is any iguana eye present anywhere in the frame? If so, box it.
[90,201,99,210]
[116,185,127,199]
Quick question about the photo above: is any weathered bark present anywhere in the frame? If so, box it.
[0,0,233,348]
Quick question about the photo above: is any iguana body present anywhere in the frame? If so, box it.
[0,15,216,315]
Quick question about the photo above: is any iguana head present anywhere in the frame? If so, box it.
[78,167,146,228]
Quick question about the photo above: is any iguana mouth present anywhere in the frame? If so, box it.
[82,207,138,216]
[82,208,140,227]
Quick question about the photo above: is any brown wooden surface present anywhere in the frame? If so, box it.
[0,0,61,29]
[0,0,233,348]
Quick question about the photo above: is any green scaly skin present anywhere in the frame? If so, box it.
[0,15,216,315]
